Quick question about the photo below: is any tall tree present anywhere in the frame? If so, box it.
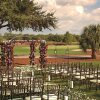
[63,31,73,44]
[0,0,57,32]
[79,24,100,59]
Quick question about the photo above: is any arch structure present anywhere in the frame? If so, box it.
[0,39,47,69]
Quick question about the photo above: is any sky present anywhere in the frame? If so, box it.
[0,0,100,35]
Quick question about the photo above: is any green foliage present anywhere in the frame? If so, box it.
[0,34,4,42]
[47,33,63,42]
[73,34,80,42]
[0,0,57,31]
[1,32,80,43]
[80,24,100,59]
[3,32,16,40]
[63,31,73,44]
[47,34,55,41]
[22,34,31,40]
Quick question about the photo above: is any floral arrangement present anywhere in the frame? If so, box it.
[29,40,36,65]
[39,40,48,67]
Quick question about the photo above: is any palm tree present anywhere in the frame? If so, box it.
[80,24,100,59]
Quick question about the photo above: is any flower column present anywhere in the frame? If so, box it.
[39,40,47,67]
[29,40,36,65]
[5,42,14,70]
[0,42,6,66]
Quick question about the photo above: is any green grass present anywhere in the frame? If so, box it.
[79,61,100,65]
[87,90,100,100]
[14,46,30,55]
[13,45,86,56]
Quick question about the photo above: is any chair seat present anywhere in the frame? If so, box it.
[73,72,80,75]
[85,75,94,78]
[34,87,42,92]
[3,90,11,96]
[63,70,67,74]
[8,98,23,100]
[37,68,42,71]
[3,77,8,81]
[43,94,57,100]
[75,76,85,80]
[44,82,56,86]
[98,75,100,78]
[25,96,41,100]
[90,79,100,83]
[51,71,61,74]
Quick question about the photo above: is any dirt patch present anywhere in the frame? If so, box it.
[14,56,100,65]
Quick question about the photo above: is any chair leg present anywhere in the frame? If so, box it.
[96,84,98,91]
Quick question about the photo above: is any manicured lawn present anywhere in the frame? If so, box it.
[14,46,30,55]
[13,45,86,56]
[80,61,100,65]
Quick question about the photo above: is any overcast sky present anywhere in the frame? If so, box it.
[0,0,100,35]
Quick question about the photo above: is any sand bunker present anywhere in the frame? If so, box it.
[71,49,82,51]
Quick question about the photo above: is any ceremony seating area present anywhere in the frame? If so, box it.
[0,62,99,100]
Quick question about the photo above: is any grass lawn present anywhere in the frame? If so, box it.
[13,45,86,56]
[14,46,30,55]
[80,61,100,65]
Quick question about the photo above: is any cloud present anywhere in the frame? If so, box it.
[55,0,68,6]
[16,0,100,34]
[56,0,96,6]
[71,0,96,6]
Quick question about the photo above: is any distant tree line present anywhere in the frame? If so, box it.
[0,32,80,44]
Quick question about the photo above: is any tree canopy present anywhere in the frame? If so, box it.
[0,0,57,32]
[63,31,74,44]
[79,24,100,59]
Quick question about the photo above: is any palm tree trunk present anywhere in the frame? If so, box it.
[91,49,96,59]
